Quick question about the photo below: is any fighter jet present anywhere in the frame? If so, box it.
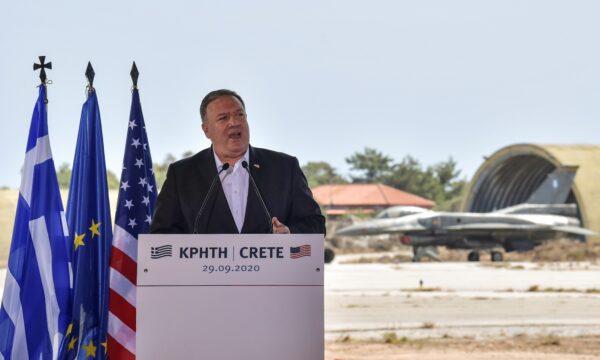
[336,167,597,262]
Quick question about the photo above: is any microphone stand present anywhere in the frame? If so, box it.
[242,161,273,234]
[193,163,230,234]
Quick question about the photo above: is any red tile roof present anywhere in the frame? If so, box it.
[312,183,435,208]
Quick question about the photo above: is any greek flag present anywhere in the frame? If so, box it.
[0,85,71,359]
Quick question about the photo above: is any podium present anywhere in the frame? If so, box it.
[136,234,324,360]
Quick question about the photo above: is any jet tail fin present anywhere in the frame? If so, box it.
[525,166,578,204]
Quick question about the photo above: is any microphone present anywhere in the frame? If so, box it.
[193,163,230,234]
[242,161,273,234]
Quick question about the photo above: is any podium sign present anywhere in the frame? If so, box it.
[137,234,324,360]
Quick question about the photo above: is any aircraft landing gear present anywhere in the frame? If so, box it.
[490,251,503,262]
[467,251,480,262]
[412,246,440,262]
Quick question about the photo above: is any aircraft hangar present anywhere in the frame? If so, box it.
[463,144,600,234]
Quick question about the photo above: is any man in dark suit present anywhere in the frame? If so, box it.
[151,89,325,235]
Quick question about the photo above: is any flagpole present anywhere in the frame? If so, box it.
[1,56,71,359]
[131,61,139,90]
[33,55,52,102]
[85,61,96,94]
[107,61,158,359]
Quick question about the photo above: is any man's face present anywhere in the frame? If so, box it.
[202,95,250,160]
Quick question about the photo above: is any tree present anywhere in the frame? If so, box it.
[152,151,196,189]
[181,150,194,159]
[301,161,347,188]
[362,153,467,209]
[57,163,72,189]
[431,157,466,200]
[106,170,119,190]
[345,147,393,183]
[56,162,121,190]
[153,153,176,189]
[383,156,443,202]
[430,157,467,210]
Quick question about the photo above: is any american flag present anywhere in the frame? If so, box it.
[290,245,311,259]
[107,88,156,359]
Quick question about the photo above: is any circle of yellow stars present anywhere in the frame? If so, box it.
[64,323,107,357]
[73,219,101,251]
[68,219,107,357]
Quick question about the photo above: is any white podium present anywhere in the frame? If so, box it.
[137,234,324,360]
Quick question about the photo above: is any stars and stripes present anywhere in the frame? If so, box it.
[290,245,311,259]
[108,87,157,360]
[0,85,71,359]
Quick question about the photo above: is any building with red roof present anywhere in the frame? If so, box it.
[311,183,435,216]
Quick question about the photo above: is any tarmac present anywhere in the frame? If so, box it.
[1,258,599,342]
[325,257,600,340]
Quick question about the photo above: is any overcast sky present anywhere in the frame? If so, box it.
[1,0,599,187]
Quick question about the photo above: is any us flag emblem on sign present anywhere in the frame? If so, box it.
[290,245,311,259]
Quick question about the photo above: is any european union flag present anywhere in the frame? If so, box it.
[0,85,71,359]
[59,87,112,359]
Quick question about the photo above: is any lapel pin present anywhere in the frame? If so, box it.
[253,164,260,169]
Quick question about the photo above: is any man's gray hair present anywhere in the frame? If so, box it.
[200,89,246,123]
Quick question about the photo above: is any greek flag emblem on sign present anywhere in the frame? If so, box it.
[151,245,173,259]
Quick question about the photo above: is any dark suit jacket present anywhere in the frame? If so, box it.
[150,146,325,234]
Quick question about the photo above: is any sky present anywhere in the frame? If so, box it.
[1,0,600,188]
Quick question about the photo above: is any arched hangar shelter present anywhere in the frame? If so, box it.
[463,144,600,234]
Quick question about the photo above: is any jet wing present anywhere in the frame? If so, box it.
[446,223,547,231]
[444,223,549,236]
[552,226,598,236]
[338,225,423,236]
[445,223,597,237]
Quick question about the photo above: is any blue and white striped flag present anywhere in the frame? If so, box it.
[0,85,71,359]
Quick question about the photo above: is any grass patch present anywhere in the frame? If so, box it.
[328,334,600,356]
[336,334,353,343]
[344,304,369,309]
[341,254,412,264]
[480,263,524,270]
[382,332,409,344]
[0,189,120,269]
[540,335,561,346]
[402,287,441,292]
[525,286,600,294]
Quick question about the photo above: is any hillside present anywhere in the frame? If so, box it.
[0,189,119,268]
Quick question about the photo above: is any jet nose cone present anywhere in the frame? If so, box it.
[335,224,361,236]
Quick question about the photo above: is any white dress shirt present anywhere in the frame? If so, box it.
[214,149,250,233]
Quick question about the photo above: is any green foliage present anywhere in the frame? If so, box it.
[153,153,177,189]
[301,161,347,188]
[56,163,129,190]
[106,170,119,190]
[383,156,466,207]
[57,163,72,189]
[345,147,393,183]
[343,148,466,208]
[153,151,196,189]
[181,150,194,159]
